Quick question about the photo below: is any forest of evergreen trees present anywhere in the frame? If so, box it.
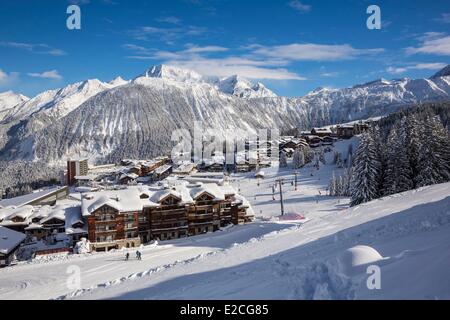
[330,102,450,206]
[0,161,61,199]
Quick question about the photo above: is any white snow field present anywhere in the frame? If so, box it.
[0,140,449,300]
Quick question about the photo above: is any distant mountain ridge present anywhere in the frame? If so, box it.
[0,64,449,164]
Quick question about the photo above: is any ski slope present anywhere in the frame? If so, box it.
[67,182,450,300]
[0,139,449,300]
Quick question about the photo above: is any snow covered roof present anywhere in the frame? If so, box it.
[173,163,197,174]
[154,164,172,175]
[0,226,26,255]
[80,183,246,215]
[0,205,34,221]
[81,188,157,216]
[119,173,139,180]
[0,186,67,208]
[312,127,332,133]
[188,183,230,201]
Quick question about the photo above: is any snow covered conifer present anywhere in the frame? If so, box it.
[416,115,450,187]
[350,130,382,206]
[383,118,413,195]
[292,148,305,169]
[279,151,288,168]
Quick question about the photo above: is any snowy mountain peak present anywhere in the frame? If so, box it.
[142,64,204,83]
[217,75,277,98]
[0,91,29,116]
[431,65,450,79]
[109,76,129,87]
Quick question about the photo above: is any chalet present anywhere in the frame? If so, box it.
[203,162,224,172]
[173,163,198,176]
[235,160,250,172]
[321,136,335,146]
[80,183,254,250]
[336,125,355,139]
[0,205,34,232]
[303,135,322,148]
[81,189,144,252]
[354,122,370,134]
[311,127,332,137]
[186,183,236,235]
[119,172,139,185]
[232,194,254,225]
[152,164,173,180]
[24,200,86,243]
[0,226,26,267]
[141,187,190,242]
[74,174,97,187]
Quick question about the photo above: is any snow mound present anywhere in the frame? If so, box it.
[338,245,384,276]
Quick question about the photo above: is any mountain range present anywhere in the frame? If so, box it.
[0,64,449,165]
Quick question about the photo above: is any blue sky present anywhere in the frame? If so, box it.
[0,0,449,97]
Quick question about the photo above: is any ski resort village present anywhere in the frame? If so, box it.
[0,63,450,300]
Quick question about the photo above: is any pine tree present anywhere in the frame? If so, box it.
[279,151,288,168]
[329,172,337,196]
[292,149,305,169]
[350,130,382,206]
[405,114,423,187]
[416,115,450,187]
[383,118,413,195]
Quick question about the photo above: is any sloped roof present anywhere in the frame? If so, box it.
[0,186,67,208]
[0,226,26,255]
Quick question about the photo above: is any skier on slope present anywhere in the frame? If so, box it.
[125,252,129,261]
[136,250,142,260]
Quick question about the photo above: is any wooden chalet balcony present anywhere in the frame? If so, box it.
[188,213,214,220]
[150,212,187,221]
[150,216,187,223]
[189,221,214,226]
[151,225,188,232]
[95,229,117,234]
[95,219,117,223]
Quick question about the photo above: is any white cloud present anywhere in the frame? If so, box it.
[320,72,339,78]
[386,66,408,74]
[123,41,384,80]
[156,16,181,25]
[129,25,207,44]
[27,70,62,80]
[250,43,384,61]
[184,45,229,53]
[123,43,305,80]
[386,62,447,74]
[0,69,20,86]
[288,1,311,12]
[406,34,450,56]
[0,42,66,56]
[166,57,306,80]
[435,13,450,24]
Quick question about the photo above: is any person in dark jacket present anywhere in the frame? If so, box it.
[125,252,129,261]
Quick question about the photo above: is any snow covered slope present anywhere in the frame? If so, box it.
[68,182,450,300]
[0,77,128,156]
[0,91,29,121]
[0,141,449,300]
